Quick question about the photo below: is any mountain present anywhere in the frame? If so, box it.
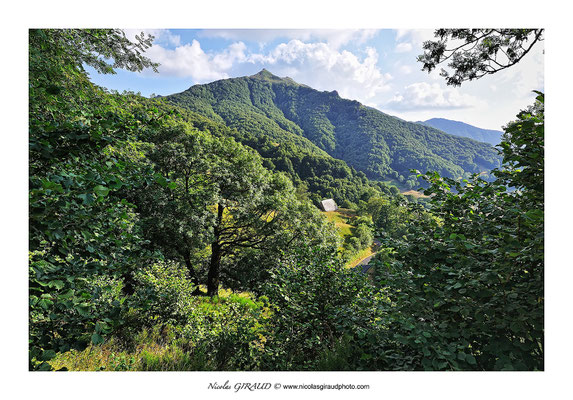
[417,118,503,146]
[165,69,501,189]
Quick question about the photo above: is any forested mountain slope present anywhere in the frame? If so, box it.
[166,69,501,188]
[418,118,503,145]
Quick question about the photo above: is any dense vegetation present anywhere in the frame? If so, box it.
[166,69,501,189]
[418,118,503,145]
[29,29,543,372]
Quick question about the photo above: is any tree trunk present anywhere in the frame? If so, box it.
[207,241,222,296]
[183,252,202,295]
[121,269,135,296]
[207,203,224,296]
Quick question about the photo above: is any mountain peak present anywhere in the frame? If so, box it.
[251,69,280,80]
[249,69,302,86]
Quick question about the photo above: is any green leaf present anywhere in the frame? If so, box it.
[75,304,91,317]
[77,193,94,205]
[41,349,57,361]
[93,185,110,197]
[466,354,477,365]
[38,362,53,371]
[154,174,168,187]
[48,280,64,290]
[91,333,105,345]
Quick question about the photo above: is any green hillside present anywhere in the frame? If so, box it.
[166,69,501,189]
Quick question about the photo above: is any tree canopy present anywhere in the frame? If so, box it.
[417,29,544,86]
[374,92,544,370]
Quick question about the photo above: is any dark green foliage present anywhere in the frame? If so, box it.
[29,29,164,370]
[132,122,340,296]
[374,93,544,370]
[166,70,501,189]
[260,246,385,370]
[29,29,344,370]
[418,29,544,86]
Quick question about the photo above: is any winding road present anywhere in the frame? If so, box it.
[355,239,381,267]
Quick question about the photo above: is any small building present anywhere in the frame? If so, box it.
[320,198,338,212]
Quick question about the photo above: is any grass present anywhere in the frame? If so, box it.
[346,245,376,269]
[323,208,355,239]
[322,208,380,269]
[49,289,272,371]
[49,328,211,371]
[401,189,429,199]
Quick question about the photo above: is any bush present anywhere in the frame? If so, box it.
[260,246,385,370]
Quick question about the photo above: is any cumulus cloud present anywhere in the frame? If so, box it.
[121,31,392,103]
[121,31,392,104]
[385,82,479,111]
[247,40,391,101]
[142,39,246,82]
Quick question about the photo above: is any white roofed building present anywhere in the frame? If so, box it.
[320,198,338,212]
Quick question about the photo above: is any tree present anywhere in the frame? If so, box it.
[377,93,544,370]
[30,29,158,76]
[138,127,339,296]
[29,29,161,369]
[373,28,545,370]
[418,29,544,86]
[205,137,293,296]
[260,245,382,370]
[129,125,211,290]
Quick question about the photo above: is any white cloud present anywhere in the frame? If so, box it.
[143,39,246,82]
[491,41,545,97]
[247,40,392,101]
[395,42,413,53]
[199,29,379,49]
[385,82,480,111]
[126,33,392,102]
[395,29,435,48]
[398,64,413,75]
[212,42,247,71]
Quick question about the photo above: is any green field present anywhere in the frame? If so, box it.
[323,208,355,239]
[322,208,377,268]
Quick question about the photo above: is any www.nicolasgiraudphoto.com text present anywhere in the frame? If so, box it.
[208,380,370,392]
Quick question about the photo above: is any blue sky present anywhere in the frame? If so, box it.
[87,29,544,131]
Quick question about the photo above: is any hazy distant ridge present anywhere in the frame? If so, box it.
[417,118,503,146]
